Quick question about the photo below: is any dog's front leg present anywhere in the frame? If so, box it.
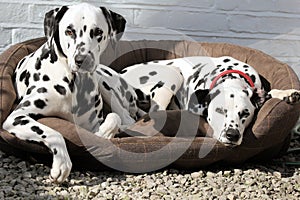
[3,108,72,183]
[268,89,300,104]
[95,113,121,138]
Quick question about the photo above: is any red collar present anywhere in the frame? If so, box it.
[209,70,255,90]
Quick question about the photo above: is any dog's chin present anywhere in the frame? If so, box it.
[223,142,238,148]
[70,65,96,73]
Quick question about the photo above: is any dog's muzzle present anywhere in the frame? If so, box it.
[225,128,240,143]
[73,53,95,72]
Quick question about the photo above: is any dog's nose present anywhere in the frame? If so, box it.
[75,54,86,66]
[225,128,240,142]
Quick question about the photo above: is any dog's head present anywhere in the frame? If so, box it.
[44,3,126,73]
[193,86,257,147]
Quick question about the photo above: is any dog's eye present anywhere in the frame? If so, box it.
[94,28,103,36]
[65,29,73,36]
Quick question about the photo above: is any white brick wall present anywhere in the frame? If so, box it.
[0,0,299,76]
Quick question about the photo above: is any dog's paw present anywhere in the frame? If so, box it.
[268,89,300,104]
[284,91,300,104]
[50,150,72,183]
[96,113,122,139]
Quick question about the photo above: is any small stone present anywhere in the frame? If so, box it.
[227,194,235,200]
[206,172,215,177]
[223,171,231,177]
[273,171,281,179]
[23,172,32,178]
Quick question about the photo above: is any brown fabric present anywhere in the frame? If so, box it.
[0,37,299,171]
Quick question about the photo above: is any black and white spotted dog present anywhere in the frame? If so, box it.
[3,3,132,183]
[120,56,300,147]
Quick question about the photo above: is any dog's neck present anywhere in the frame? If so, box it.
[213,78,252,91]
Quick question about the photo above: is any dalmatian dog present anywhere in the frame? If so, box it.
[120,56,300,147]
[2,3,130,183]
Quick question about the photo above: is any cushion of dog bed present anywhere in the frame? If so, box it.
[0,37,299,171]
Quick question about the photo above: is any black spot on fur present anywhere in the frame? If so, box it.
[95,27,103,36]
[103,81,111,91]
[43,75,50,81]
[69,80,75,93]
[223,58,231,63]
[31,126,44,135]
[79,30,83,37]
[97,37,103,43]
[234,63,239,66]
[34,99,47,109]
[33,73,40,81]
[26,86,36,95]
[53,148,57,155]
[49,48,58,63]
[22,101,31,107]
[13,116,29,126]
[35,58,42,70]
[238,109,250,120]
[54,85,66,95]
[242,89,249,96]
[101,68,113,76]
[193,63,202,69]
[83,25,87,32]
[90,29,94,39]
[230,94,234,98]
[135,89,146,100]
[120,69,127,74]
[40,46,50,61]
[250,75,256,83]
[243,65,249,68]
[28,113,44,120]
[63,77,69,83]
[150,81,165,92]
[20,70,31,87]
[139,76,149,84]
[167,62,174,65]
[37,87,47,93]
[149,71,157,76]
[151,92,155,98]
[171,84,176,91]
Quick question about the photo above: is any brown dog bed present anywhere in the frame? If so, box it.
[0,37,299,172]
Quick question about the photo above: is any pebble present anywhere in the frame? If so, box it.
[0,145,299,200]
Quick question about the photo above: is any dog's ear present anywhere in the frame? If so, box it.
[100,7,126,41]
[249,88,266,109]
[189,89,210,109]
[44,6,69,39]
[109,10,127,41]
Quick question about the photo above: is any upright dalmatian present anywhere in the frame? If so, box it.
[3,3,130,183]
[120,56,300,147]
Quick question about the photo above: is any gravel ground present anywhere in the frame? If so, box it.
[0,130,299,200]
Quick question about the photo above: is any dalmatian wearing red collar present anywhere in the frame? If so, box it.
[120,56,300,147]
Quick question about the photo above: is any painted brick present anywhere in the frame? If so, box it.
[134,10,229,32]
[229,14,300,34]
[12,28,44,44]
[0,0,299,76]
[96,0,214,9]
[28,4,59,24]
[216,0,300,13]
[0,28,12,47]
[0,2,29,23]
